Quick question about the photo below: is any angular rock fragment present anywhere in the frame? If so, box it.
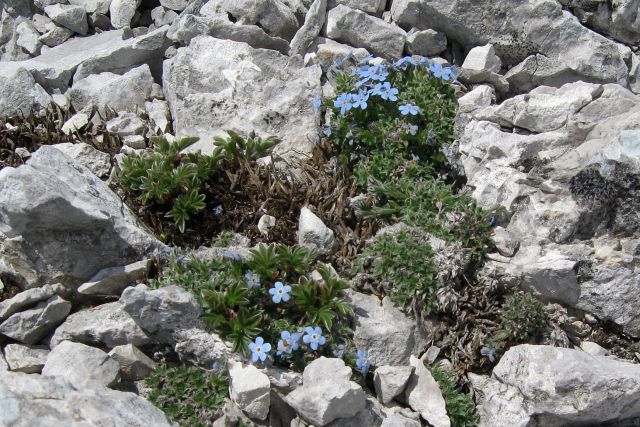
[43,340,120,388]
[0,295,71,344]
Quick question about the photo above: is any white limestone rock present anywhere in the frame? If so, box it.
[38,23,73,47]
[470,345,640,426]
[50,302,150,349]
[106,112,146,137]
[289,0,326,56]
[78,259,148,296]
[108,344,156,381]
[405,28,447,56]
[42,341,120,388]
[229,360,271,420]
[0,65,51,117]
[51,142,111,178]
[327,0,385,15]
[326,4,406,60]
[16,21,42,55]
[374,365,414,404]
[109,0,140,29]
[0,295,71,344]
[298,207,337,255]
[404,355,449,427]
[0,283,66,322]
[3,343,49,373]
[44,4,88,35]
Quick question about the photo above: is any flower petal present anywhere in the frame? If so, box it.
[255,337,264,345]
[263,343,271,352]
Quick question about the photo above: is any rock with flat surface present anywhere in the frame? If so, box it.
[349,291,431,365]
[229,360,271,420]
[404,356,449,427]
[78,259,148,296]
[326,4,406,60]
[289,0,326,56]
[44,4,88,35]
[16,21,42,55]
[298,207,337,255]
[0,65,51,117]
[106,113,146,137]
[558,0,640,45]
[68,0,111,14]
[145,99,171,133]
[0,296,71,344]
[51,142,111,178]
[391,0,629,88]
[50,302,150,349]
[0,283,66,322]
[0,371,174,426]
[405,29,446,56]
[69,64,154,116]
[3,344,49,373]
[38,23,73,47]
[109,0,140,28]
[470,344,640,426]
[163,36,321,161]
[327,0,385,14]
[374,365,414,404]
[43,340,120,388]
[462,44,501,73]
[0,146,160,288]
[108,344,156,381]
[286,357,366,426]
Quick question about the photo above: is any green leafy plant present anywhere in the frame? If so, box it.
[145,364,228,427]
[154,244,353,368]
[120,132,279,232]
[430,362,479,427]
[487,291,547,351]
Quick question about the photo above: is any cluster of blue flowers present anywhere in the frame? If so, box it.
[243,272,294,304]
[322,55,457,119]
[355,350,372,375]
[248,326,327,363]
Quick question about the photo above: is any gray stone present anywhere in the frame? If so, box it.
[43,341,120,388]
[0,283,66,322]
[390,0,629,88]
[0,351,8,372]
[324,396,385,427]
[108,344,156,381]
[160,0,187,11]
[122,135,146,149]
[51,142,111,178]
[404,355,449,427]
[44,4,88,35]
[349,291,431,365]
[405,29,447,56]
[298,207,337,255]
[69,64,154,116]
[171,328,231,367]
[229,360,271,420]
[60,112,90,136]
[314,36,370,65]
[382,413,422,427]
[374,365,414,404]
[0,146,161,288]
[69,0,111,15]
[326,4,406,60]
[491,226,519,258]
[168,13,290,54]
[32,13,53,32]
[16,21,42,55]
[106,112,146,137]
[119,284,202,343]
[3,344,49,373]
[462,44,501,73]
[109,0,140,28]
[1,0,30,15]
[289,0,326,56]
[163,36,321,161]
[0,65,51,117]
[50,302,150,349]
[0,370,174,426]
[200,0,299,40]
[470,344,640,426]
[286,357,366,426]
[580,341,609,357]
[0,296,71,345]
[38,24,73,47]
[558,0,640,45]
[327,0,385,15]
[151,5,178,27]
[145,99,171,133]
[77,259,148,296]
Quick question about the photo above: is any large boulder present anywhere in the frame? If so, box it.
[458,82,640,337]
[0,65,51,117]
[163,36,322,161]
[558,0,640,45]
[0,371,174,426]
[470,344,640,426]
[0,146,161,289]
[228,360,271,420]
[0,27,169,92]
[42,340,120,388]
[390,0,630,89]
[0,296,71,344]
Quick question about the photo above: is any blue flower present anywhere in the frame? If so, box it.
[312,95,322,113]
[276,331,300,355]
[322,125,332,137]
[442,66,458,81]
[355,350,372,375]
[429,63,447,79]
[212,204,223,215]
[269,281,292,303]
[488,216,498,227]
[379,82,399,101]
[249,337,271,362]
[332,343,346,358]
[303,326,326,350]
[222,251,242,261]
[351,90,369,110]
[407,124,418,135]
[368,82,384,96]
[245,272,260,289]
[334,93,353,115]
[480,347,496,363]
[399,103,421,115]
[393,56,418,69]
[357,64,388,81]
